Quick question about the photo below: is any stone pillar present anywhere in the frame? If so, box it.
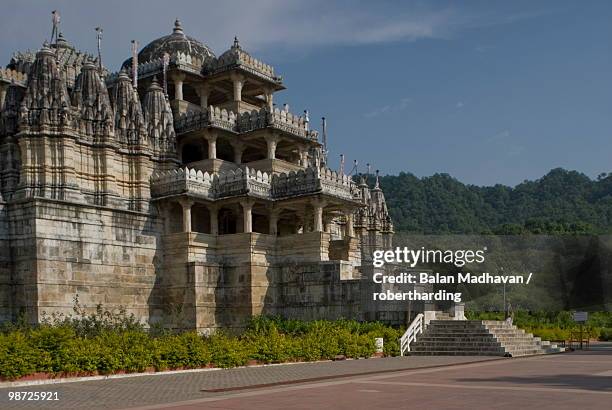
[0,85,7,109]
[264,87,273,111]
[345,211,354,237]
[269,209,279,236]
[209,204,219,235]
[232,142,245,164]
[312,199,326,232]
[231,73,244,102]
[197,84,210,109]
[265,134,278,160]
[172,73,186,101]
[241,199,254,233]
[206,132,217,160]
[298,146,308,167]
[179,198,194,232]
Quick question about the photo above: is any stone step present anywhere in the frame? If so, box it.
[412,342,504,348]
[407,320,562,358]
[409,350,506,356]
[417,337,497,342]
[411,345,505,352]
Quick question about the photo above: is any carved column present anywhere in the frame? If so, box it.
[209,204,219,235]
[345,210,354,238]
[205,132,217,160]
[179,198,194,232]
[196,84,210,108]
[265,134,279,160]
[241,199,254,233]
[172,73,186,101]
[231,73,245,102]
[298,146,308,167]
[269,208,279,236]
[0,84,7,109]
[232,141,245,164]
[312,198,326,232]
[264,87,273,111]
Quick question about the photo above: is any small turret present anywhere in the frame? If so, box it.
[143,77,176,155]
[111,68,146,146]
[19,42,71,130]
[71,57,113,139]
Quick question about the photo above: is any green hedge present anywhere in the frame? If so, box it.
[0,316,403,380]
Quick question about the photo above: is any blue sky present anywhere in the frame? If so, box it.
[1,0,611,186]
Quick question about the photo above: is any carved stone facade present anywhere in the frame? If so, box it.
[0,19,402,331]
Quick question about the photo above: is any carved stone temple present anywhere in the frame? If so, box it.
[0,19,400,331]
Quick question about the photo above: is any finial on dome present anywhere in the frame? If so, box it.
[173,19,184,35]
[233,36,240,49]
[375,169,380,189]
[118,67,130,80]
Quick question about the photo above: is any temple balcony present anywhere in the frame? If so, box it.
[238,108,319,141]
[150,166,360,202]
[174,106,319,141]
[174,106,238,135]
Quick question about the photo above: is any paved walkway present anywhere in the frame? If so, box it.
[1,348,611,409]
[0,356,495,409]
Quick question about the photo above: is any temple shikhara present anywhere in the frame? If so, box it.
[0,18,399,331]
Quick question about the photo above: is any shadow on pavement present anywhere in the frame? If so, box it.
[456,374,612,392]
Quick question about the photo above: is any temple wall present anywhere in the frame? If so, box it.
[0,202,12,321]
[7,199,163,324]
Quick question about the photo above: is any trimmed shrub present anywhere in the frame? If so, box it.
[0,332,52,379]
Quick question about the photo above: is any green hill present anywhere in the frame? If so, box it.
[376,168,612,234]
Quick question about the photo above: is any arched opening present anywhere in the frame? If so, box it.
[242,146,266,163]
[219,207,238,235]
[181,140,207,164]
[275,141,296,163]
[216,138,235,162]
[252,210,269,234]
[182,83,200,106]
[277,210,301,236]
[191,204,211,233]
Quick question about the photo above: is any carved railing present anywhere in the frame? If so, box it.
[151,166,271,199]
[0,68,28,87]
[174,106,237,134]
[151,166,358,201]
[206,49,279,81]
[150,167,217,199]
[271,167,357,200]
[175,106,316,139]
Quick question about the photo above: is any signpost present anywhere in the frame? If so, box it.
[573,311,588,350]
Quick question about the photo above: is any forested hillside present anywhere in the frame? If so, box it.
[377,168,612,234]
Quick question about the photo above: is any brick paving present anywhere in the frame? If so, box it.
[0,356,497,409]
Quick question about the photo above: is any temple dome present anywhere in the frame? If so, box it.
[122,19,214,68]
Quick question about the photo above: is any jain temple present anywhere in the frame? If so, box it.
[0,19,403,332]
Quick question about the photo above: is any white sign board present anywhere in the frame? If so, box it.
[573,311,588,322]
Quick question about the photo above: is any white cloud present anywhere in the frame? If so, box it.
[456,101,465,109]
[364,97,412,119]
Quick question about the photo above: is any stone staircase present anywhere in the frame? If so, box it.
[410,320,565,357]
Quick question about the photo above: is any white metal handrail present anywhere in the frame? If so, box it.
[400,313,424,356]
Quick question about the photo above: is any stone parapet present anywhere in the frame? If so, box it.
[175,106,318,140]
[151,166,359,202]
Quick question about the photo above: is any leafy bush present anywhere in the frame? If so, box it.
[0,311,406,380]
[0,332,52,379]
[600,328,612,341]
[208,333,251,368]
